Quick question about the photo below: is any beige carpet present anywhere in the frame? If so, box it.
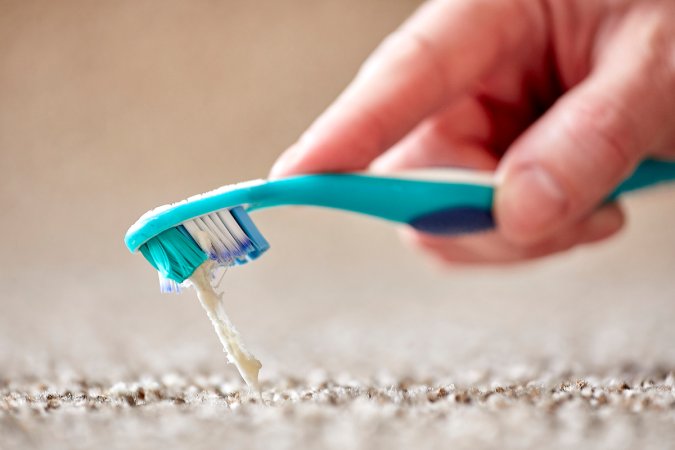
[1,1,674,449]
[2,369,675,450]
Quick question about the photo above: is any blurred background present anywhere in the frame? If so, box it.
[1,0,674,447]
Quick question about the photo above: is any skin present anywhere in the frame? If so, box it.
[270,0,675,265]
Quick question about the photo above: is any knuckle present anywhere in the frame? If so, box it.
[357,28,449,98]
[401,29,450,97]
[561,95,639,177]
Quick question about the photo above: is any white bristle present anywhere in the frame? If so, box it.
[217,210,252,249]
[182,221,203,248]
[159,273,183,294]
[202,214,239,256]
[189,217,217,258]
[198,216,236,261]
[182,210,251,266]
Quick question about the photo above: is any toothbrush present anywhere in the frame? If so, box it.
[125,158,675,290]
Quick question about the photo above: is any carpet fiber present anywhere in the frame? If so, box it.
[3,369,675,449]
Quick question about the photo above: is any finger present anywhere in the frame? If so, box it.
[270,0,542,178]
[495,16,675,244]
[371,140,498,173]
[404,203,624,265]
[369,97,498,172]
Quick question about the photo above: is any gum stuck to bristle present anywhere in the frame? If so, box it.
[182,208,256,266]
[159,264,228,295]
[142,206,269,293]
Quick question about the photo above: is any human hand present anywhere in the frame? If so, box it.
[270,0,675,264]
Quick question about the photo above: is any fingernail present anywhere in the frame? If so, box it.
[269,144,300,179]
[585,206,624,240]
[498,166,568,242]
[369,153,397,173]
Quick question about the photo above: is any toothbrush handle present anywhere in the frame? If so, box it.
[126,158,675,251]
[252,158,675,236]
[608,159,675,199]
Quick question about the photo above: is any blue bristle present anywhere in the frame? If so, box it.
[140,208,269,292]
[230,206,270,256]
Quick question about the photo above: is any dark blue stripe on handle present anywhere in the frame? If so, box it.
[409,207,495,235]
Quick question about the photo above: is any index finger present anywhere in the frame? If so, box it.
[270,0,538,177]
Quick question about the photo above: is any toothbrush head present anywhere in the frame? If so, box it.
[136,206,269,293]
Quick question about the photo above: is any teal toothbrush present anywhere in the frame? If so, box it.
[125,159,675,291]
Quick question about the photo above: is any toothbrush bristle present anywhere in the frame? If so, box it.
[142,206,270,293]
[182,207,262,266]
[139,225,208,286]
[159,273,183,294]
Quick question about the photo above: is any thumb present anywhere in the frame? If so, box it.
[496,33,674,244]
